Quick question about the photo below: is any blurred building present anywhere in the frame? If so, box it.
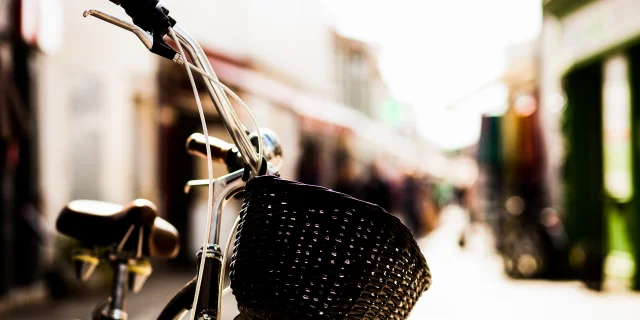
[542,0,640,291]
[1,0,54,307]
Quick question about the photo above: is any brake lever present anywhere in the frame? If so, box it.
[84,10,153,49]
[83,9,181,63]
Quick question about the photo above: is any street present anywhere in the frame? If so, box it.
[411,207,640,320]
[5,207,640,320]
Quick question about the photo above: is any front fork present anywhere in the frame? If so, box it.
[187,169,246,320]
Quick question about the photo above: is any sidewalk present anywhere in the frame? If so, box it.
[5,206,640,319]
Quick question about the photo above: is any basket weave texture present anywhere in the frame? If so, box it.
[230,176,431,319]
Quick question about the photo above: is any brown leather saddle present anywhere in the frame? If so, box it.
[56,199,179,258]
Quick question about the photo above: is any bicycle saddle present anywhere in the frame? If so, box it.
[56,199,180,259]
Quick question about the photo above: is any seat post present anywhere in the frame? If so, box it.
[107,259,129,320]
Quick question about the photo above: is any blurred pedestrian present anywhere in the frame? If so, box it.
[402,171,422,235]
[451,156,480,248]
[296,139,321,186]
[362,162,392,212]
[334,157,358,197]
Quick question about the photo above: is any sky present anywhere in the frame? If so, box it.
[332,0,543,150]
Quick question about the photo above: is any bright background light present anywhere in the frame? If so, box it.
[332,0,542,150]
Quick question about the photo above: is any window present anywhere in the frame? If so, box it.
[69,78,102,200]
[338,46,371,115]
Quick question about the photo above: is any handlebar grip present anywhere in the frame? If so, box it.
[186,133,245,173]
[186,133,234,161]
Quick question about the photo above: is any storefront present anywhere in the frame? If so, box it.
[473,43,572,279]
[543,0,640,291]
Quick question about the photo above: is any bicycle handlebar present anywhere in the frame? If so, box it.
[92,0,262,175]
[186,129,283,175]
[187,133,235,161]
[186,133,244,173]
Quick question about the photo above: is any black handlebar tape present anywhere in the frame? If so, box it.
[120,0,171,32]
[118,0,178,60]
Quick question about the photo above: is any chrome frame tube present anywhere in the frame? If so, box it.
[210,169,245,245]
[191,169,245,320]
[172,25,260,174]
[212,183,244,320]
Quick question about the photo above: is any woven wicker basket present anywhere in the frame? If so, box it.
[230,176,431,319]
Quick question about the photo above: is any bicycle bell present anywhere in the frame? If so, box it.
[248,127,283,170]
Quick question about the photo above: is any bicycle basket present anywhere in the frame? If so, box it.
[230,176,431,320]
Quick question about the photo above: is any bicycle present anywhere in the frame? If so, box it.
[55,1,432,319]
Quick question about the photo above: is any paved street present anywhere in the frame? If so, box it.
[5,206,640,319]
[3,271,240,320]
